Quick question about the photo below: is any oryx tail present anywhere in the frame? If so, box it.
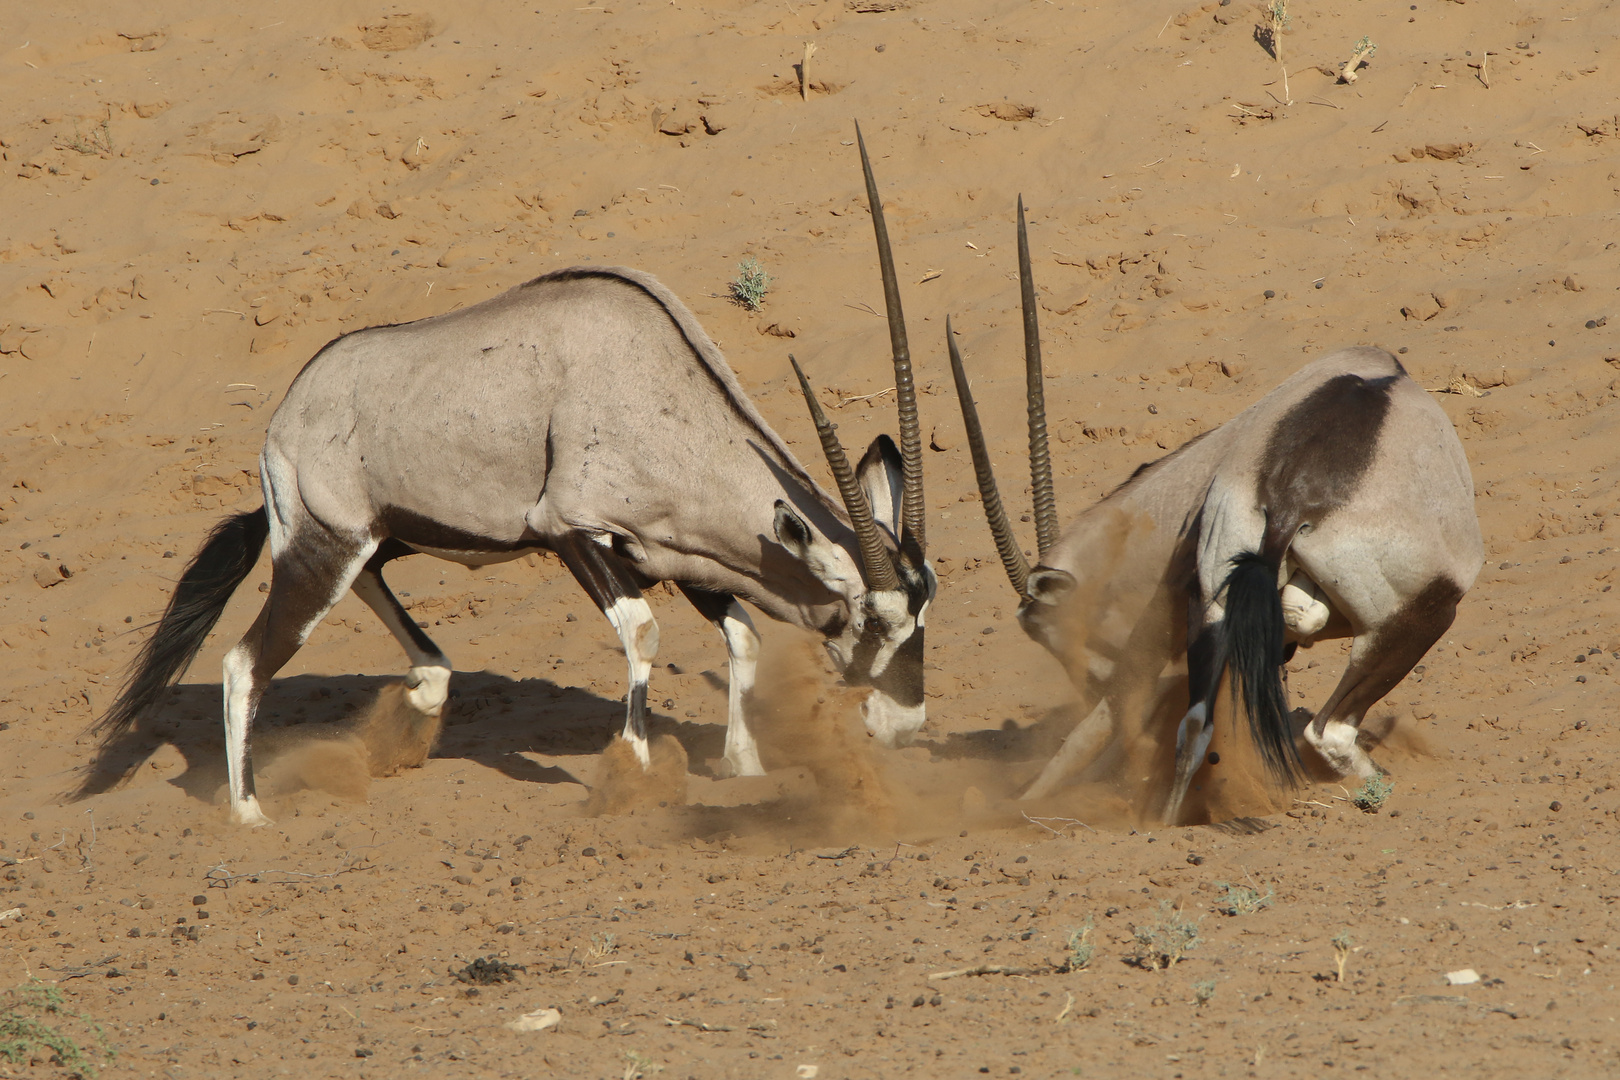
[93,508,268,736]
[1219,551,1300,785]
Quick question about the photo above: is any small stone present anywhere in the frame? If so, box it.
[287,974,300,986]
[1263,289,1276,299]
[1550,801,1562,812]
[581,847,597,858]
[507,1007,561,1033]
[1445,968,1480,986]
[191,895,207,906]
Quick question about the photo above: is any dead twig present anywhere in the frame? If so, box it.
[928,963,1048,981]
[836,387,895,407]
[205,859,374,889]
[1022,811,1096,834]
[665,1015,733,1032]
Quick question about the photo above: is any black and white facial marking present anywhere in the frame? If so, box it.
[773,494,936,749]
[834,555,935,747]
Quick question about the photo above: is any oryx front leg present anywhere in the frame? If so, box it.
[1163,703,1214,825]
[1163,622,1228,825]
[558,533,660,770]
[680,586,763,778]
[1022,697,1115,801]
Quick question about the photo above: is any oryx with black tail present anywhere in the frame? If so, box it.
[947,198,1482,823]
[90,127,934,827]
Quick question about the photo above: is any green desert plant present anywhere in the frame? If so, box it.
[0,983,115,1077]
[1339,36,1377,83]
[1213,880,1275,916]
[66,118,113,157]
[1331,931,1354,983]
[1353,774,1393,813]
[728,257,771,311]
[1192,978,1217,1005]
[1062,918,1096,972]
[1131,902,1202,971]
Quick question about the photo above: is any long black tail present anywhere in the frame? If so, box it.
[93,508,269,738]
[1220,551,1302,786]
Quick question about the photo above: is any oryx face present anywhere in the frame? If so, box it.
[824,560,935,747]
[773,430,934,749]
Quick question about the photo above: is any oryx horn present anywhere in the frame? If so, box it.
[945,317,1031,600]
[789,353,902,593]
[855,122,926,554]
[1018,196,1059,559]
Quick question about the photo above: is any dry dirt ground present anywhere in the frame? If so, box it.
[3,0,1620,1076]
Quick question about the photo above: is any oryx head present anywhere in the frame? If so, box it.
[774,124,937,749]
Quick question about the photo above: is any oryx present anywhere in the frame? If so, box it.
[91,130,935,827]
[947,199,1483,822]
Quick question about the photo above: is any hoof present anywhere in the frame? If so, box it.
[230,796,275,828]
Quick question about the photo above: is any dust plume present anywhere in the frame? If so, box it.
[747,633,897,837]
[1005,503,1291,827]
[254,680,445,803]
[584,733,689,816]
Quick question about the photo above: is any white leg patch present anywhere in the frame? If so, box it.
[719,602,764,778]
[1305,719,1373,777]
[1164,704,1214,824]
[861,692,925,748]
[222,642,272,827]
[603,595,659,763]
[404,664,452,716]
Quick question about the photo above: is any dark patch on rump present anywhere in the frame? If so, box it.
[1258,372,1398,561]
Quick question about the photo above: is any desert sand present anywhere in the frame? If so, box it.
[2,0,1618,1075]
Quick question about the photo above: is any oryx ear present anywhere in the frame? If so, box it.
[773,500,816,562]
[857,434,904,543]
[1027,567,1078,608]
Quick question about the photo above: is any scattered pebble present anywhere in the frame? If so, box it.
[1445,968,1480,986]
[507,1007,561,1033]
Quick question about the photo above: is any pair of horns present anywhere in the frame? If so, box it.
[947,196,1058,602]
[790,122,926,593]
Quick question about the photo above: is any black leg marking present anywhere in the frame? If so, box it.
[555,532,660,762]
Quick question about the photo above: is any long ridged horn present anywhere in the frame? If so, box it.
[945,318,1031,599]
[789,353,902,593]
[1018,196,1059,559]
[855,122,925,553]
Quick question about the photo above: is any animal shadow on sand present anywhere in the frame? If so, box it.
[72,671,727,808]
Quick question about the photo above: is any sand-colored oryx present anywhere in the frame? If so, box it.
[947,199,1483,822]
[91,130,935,827]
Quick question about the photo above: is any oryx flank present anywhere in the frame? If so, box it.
[92,130,935,827]
[948,199,1483,823]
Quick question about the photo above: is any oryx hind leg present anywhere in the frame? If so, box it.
[351,542,453,718]
[679,585,763,778]
[556,533,660,769]
[1304,577,1464,779]
[224,529,377,826]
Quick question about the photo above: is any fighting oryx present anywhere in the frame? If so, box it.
[91,130,935,827]
[947,199,1482,823]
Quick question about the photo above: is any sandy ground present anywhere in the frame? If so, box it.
[3,0,1620,1075]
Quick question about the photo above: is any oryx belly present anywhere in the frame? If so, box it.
[400,542,544,567]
